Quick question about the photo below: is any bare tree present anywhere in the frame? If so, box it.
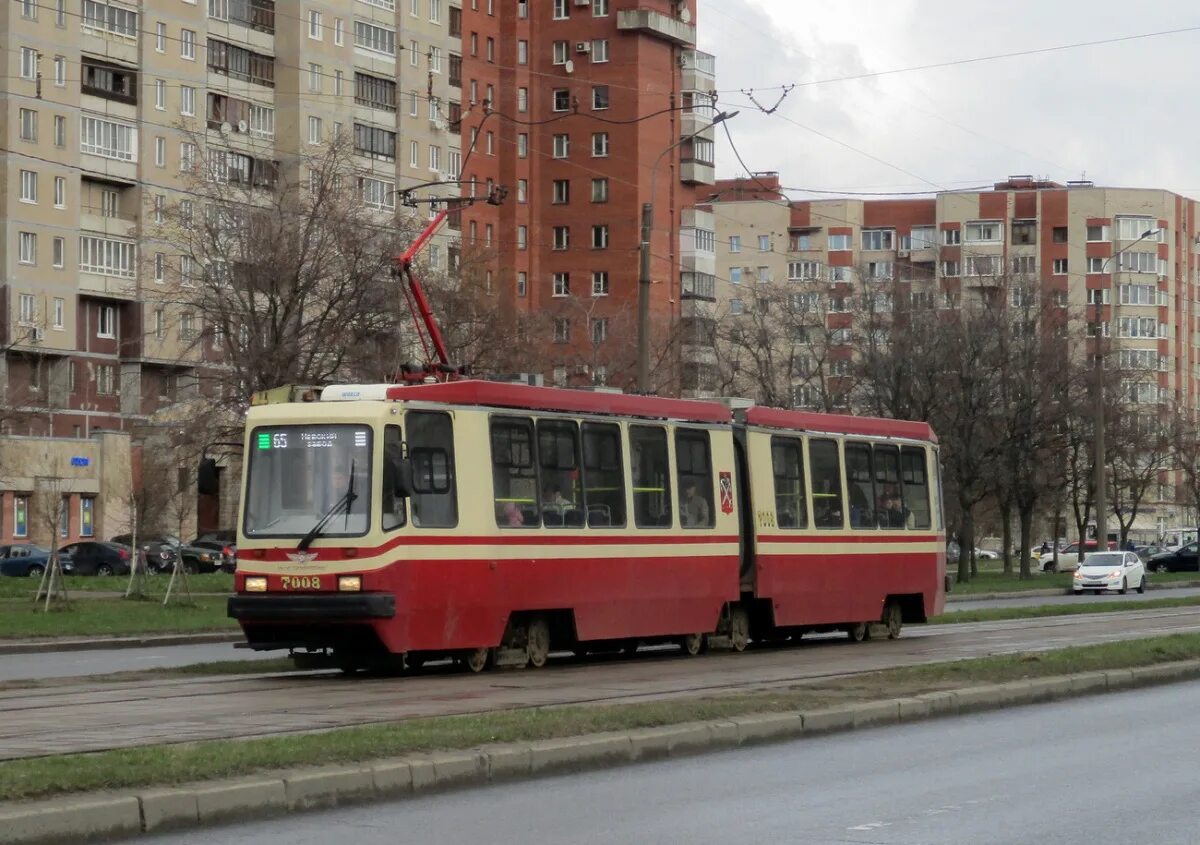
[1108,402,1172,547]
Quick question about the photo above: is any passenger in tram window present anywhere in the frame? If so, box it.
[682,482,710,527]
[501,501,525,526]
[542,482,570,510]
[877,485,904,528]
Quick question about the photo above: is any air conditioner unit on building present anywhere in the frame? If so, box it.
[898,248,910,257]
[573,0,591,6]
[30,327,44,343]
[576,41,590,53]
[431,117,447,131]
[436,171,452,184]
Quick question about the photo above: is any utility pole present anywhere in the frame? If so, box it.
[1094,225,1160,558]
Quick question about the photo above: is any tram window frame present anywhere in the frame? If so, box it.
[537,418,583,528]
[382,425,408,531]
[808,439,844,529]
[490,416,539,528]
[630,425,673,528]
[770,436,807,529]
[581,422,625,527]
[675,429,715,529]
[406,410,458,528]
[873,444,904,529]
[901,445,932,529]
[844,442,876,529]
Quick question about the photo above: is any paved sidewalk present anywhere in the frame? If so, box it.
[2,659,1197,845]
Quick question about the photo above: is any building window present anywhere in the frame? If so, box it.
[592,86,609,110]
[80,115,136,161]
[18,294,36,325]
[517,272,527,297]
[19,170,37,204]
[591,318,608,344]
[518,40,527,64]
[54,115,66,148]
[553,227,570,250]
[181,29,196,59]
[941,260,960,277]
[553,0,568,19]
[517,225,527,249]
[552,134,569,158]
[517,87,528,112]
[308,116,322,144]
[554,318,570,343]
[861,229,894,250]
[553,41,569,64]
[592,271,609,297]
[553,272,570,296]
[828,234,851,251]
[97,305,116,338]
[729,267,742,285]
[592,225,609,249]
[308,9,323,39]
[553,88,570,111]
[1052,226,1068,244]
[14,496,29,538]
[52,238,65,269]
[156,21,165,50]
[730,299,744,315]
[591,132,609,157]
[96,364,115,395]
[1052,258,1068,275]
[1012,255,1036,275]
[18,233,37,265]
[591,39,609,62]
[20,47,37,80]
[154,308,165,339]
[19,109,37,142]
[80,497,95,537]
[552,180,570,204]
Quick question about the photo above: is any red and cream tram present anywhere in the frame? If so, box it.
[228,380,946,671]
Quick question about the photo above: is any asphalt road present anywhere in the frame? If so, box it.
[5,605,1200,761]
[946,585,1200,611]
[128,679,1200,845]
[0,642,273,683]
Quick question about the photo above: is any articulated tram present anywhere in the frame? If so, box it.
[227,381,947,671]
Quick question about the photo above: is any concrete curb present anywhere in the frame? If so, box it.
[0,632,242,656]
[3,659,1200,844]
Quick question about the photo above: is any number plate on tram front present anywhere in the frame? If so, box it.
[278,575,323,591]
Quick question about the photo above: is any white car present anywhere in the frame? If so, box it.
[1073,551,1146,595]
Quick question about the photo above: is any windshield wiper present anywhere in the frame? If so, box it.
[297,459,357,551]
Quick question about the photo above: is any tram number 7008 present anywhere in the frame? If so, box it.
[280,575,322,591]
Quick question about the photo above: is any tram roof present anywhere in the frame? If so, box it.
[385,380,733,423]
[743,406,937,443]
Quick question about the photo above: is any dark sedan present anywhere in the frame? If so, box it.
[109,534,224,574]
[59,542,134,576]
[0,544,52,577]
[1147,542,1200,573]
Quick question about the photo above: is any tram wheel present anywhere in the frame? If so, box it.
[882,603,903,639]
[679,633,705,656]
[526,617,551,668]
[846,622,869,642]
[729,606,750,653]
[405,653,427,672]
[461,647,492,673]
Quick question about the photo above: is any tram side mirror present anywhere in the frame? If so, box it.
[386,453,414,499]
[197,458,219,496]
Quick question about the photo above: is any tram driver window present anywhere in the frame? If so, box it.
[406,411,458,528]
[382,426,407,531]
[582,423,625,527]
[491,416,538,528]
[808,439,844,529]
[630,425,672,528]
[901,446,932,529]
[537,419,582,528]
[676,430,714,528]
[873,444,904,529]
[771,436,807,529]
[844,443,876,529]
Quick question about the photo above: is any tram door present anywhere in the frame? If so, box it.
[732,428,755,584]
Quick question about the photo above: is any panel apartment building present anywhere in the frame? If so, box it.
[0,0,715,543]
[703,173,1200,534]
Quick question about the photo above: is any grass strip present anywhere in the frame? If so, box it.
[0,573,233,600]
[3,632,1200,802]
[949,569,1200,594]
[0,597,236,640]
[936,595,1200,624]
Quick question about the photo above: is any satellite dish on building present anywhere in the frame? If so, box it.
[679,6,691,22]
[564,59,575,74]
[220,122,232,134]
[237,120,248,133]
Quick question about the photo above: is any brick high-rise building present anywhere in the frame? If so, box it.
[460,0,716,390]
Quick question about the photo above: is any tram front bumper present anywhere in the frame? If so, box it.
[228,593,395,621]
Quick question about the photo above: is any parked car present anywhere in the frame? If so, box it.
[189,530,237,573]
[1040,540,1117,572]
[1073,551,1147,595]
[1134,544,1164,562]
[976,548,1000,560]
[109,534,225,574]
[1146,542,1200,573]
[59,541,134,576]
[0,544,53,577]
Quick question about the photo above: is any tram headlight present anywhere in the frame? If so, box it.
[338,575,362,592]
[245,576,267,592]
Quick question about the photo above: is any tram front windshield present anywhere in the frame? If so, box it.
[243,424,372,538]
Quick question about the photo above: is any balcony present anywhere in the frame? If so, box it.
[617,8,696,46]
[681,50,715,91]
[681,158,715,186]
[681,272,716,302]
[681,106,714,139]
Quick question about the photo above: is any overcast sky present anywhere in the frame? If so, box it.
[697,0,1200,199]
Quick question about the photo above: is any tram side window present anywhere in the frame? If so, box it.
[491,417,539,528]
[844,443,876,529]
[631,426,672,528]
[538,419,582,528]
[771,436,807,529]
[407,411,458,528]
[382,426,407,531]
[809,439,844,528]
[582,423,625,527]
[676,430,715,528]
[901,446,932,529]
[873,444,904,529]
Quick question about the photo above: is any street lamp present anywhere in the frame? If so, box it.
[1092,225,1161,555]
[636,109,737,393]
